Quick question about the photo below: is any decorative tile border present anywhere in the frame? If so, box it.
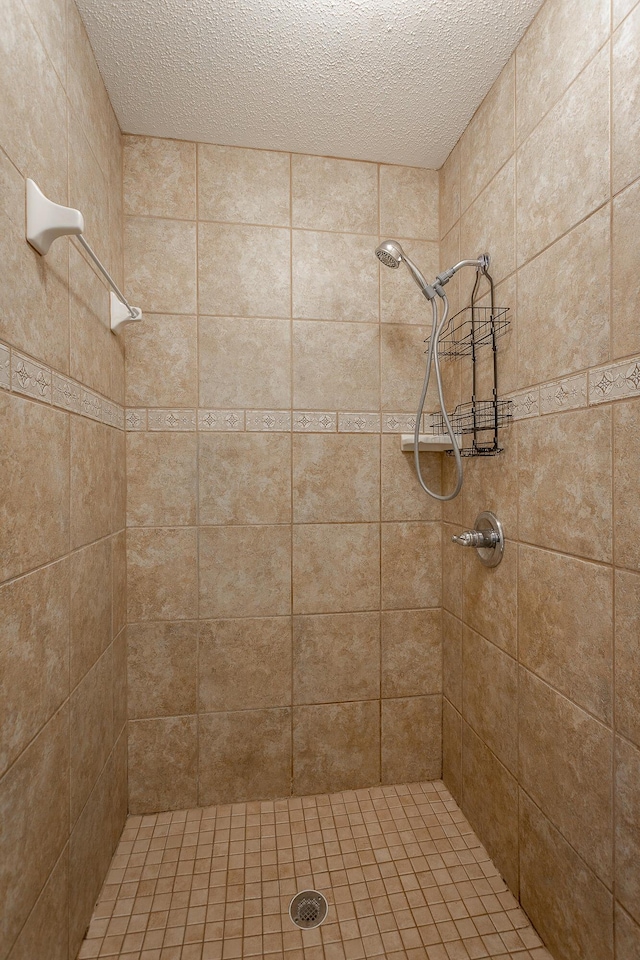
[52,374,82,414]
[589,358,640,405]
[148,409,197,431]
[0,343,10,391]
[126,409,147,431]
[198,409,245,431]
[293,411,337,432]
[246,410,292,431]
[383,413,420,433]
[12,352,51,402]
[338,413,380,433]
[540,374,587,415]
[508,389,539,421]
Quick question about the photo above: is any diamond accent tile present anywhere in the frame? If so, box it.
[589,356,640,404]
[125,408,147,431]
[0,343,10,391]
[508,388,540,420]
[338,412,381,432]
[540,374,588,415]
[382,412,419,433]
[52,374,82,413]
[11,352,51,402]
[81,389,103,422]
[293,411,337,432]
[148,408,197,430]
[198,409,245,431]
[246,410,292,431]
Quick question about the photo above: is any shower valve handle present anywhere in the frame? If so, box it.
[451,512,505,567]
[452,529,498,548]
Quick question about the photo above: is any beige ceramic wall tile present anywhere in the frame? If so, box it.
[293,523,380,615]
[128,716,198,814]
[293,434,379,523]
[614,400,640,570]
[68,245,111,397]
[460,57,515,212]
[442,611,463,711]
[199,525,291,619]
[613,5,640,193]
[69,114,110,269]
[198,222,290,318]
[199,316,291,409]
[442,523,463,619]
[112,629,127,738]
[442,699,462,802]
[519,545,613,723]
[615,570,640,749]
[381,609,441,698]
[380,323,432,411]
[66,0,112,174]
[198,144,290,225]
[21,0,66,83]
[0,393,69,581]
[519,792,613,960]
[200,432,291,524]
[381,522,441,610]
[380,435,442,522]
[293,700,380,795]
[379,165,439,240]
[0,560,69,777]
[379,239,440,325]
[382,696,442,783]
[462,627,518,773]
[460,424,518,536]
[127,621,198,718]
[127,527,198,621]
[293,612,379,703]
[70,417,111,549]
[125,217,197,314]
[199,708,291,804]
[293,320,379,411]
[70,539,112,688]
[6,847,69,960]
[518,407,612,562]
[460,158,516,284]
[439,143,461,241]
[292,230,379,322]
[615,736,640,925]
[516,47,610,266]
[199,617,292,711]
[519,667,613,884]
[124,136,196,219]
[612,180,640,360]
[69,649,114,825]
[112,531,127,640]
[127,432,197,526]
[616,904,640,960]
[291,154,378,234]
[125,314,198,407]
[463,542,517,658]
[515,0,609,144]
[462,723,519,896]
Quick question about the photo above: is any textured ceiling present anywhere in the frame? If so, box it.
[76,0,544,168]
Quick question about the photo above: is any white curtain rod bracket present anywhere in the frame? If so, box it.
[25,179,142,334]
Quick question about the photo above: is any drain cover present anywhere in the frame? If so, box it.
[289,890,328,929]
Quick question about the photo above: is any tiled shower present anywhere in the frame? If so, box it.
[1,0,639,959]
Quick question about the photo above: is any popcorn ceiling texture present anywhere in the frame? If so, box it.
[75,0,544,168]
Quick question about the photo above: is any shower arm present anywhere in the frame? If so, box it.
[433,254,490,296]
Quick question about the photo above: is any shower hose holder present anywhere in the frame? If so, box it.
[452,511,504,566]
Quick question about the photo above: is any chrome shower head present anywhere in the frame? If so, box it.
[375,239,436,300]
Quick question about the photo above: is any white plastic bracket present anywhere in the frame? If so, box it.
[111,293,143,333]
[26,179,84,255]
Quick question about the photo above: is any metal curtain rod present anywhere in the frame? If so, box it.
[25,179,142,333]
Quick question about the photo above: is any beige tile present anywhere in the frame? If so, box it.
[6,848,68,960]
[66,0,112,174]
[460,422,518,537]
[442,611,462,711]
[70,416,112,549]
[200,617,292,711]
[293,701,380,795]
[442,699,462,802]
[520,791,613,960]
[70,648,114,825]
[112,530,127,640]
[616,904,640,960]
[462,723,519,896]
[291,154,378,233]
[292,230,379,322]
[616,736,640,924]
[198,144,290,225]
[381,609,441,698]
[516,0,609,144]
[199,525,291,618]
[381,522,441,610]
[442,522,463,619]
[68,244,111,397]
[382,696,441,783]
[613,180,640,360]
[125,313,198,407]
[519,668,613,884]
[293,523,379,614]
[69,113,110,270]
[199,433,291,524]
[0,707,69,952]
[519,545,613,722]
[112,628,127,740]
[460,57,515,211]
[463,626,518,773]
[517,207,610,386]
[439,221,463,328]
[199,708,291,804]
[516,47,610,265]
[380,323,433,411]
[463,539,518,658]
[110,427,126,535]
[380,434,441,521]
[379,239,440,325]
[0,560,69,778]
[127,621,198,718]
[460,158,515,284]
[128,717,198,814]
[199,315,291,409]
[70,539,112,688]
[127,527,198,621]
[294,612,379,703]
[124,136,196,218]
[518,407,612,562]
[198,222,290,318]
[124,216,197,314]
[613,5,640,193]
[616,570,640,748]
[293,434,379,523]
[614,400,640,571]
[293,320,379,411]
[439,143,461,241]
[21,0,66,82]
[379,165,439,240]
[127,432,197,526]
[0,393,69,581]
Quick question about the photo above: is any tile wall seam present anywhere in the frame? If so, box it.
[194,140,201,808]
[288,149,295,797]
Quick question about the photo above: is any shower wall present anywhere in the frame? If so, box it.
[122,139,444,812]
[439,1,640,958]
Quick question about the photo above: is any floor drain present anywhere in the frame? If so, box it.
[289,890,328,929]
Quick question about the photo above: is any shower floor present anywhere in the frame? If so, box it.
[78,780,553,960]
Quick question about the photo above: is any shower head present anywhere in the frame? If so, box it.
[375,239,436,300]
